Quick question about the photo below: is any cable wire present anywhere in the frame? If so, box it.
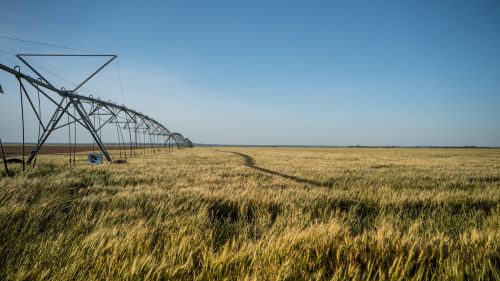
[0,35,101,54]
[116,59,125,104]
[1,43,108,98]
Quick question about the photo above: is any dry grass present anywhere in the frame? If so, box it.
[1,147,500,280]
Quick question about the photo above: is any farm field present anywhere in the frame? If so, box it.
[1,144,136,157]
[1,147,500,280]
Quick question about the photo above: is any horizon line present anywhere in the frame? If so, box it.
[1,142,499,149]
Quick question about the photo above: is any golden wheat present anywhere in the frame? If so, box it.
[1,147,499,280]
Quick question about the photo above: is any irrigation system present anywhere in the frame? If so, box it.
[0,53,193,169]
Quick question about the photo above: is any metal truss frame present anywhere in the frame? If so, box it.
[0,54,192,164]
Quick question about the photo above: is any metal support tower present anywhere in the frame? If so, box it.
[0,54,192,164]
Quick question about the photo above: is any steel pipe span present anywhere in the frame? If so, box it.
[0,57,192,164]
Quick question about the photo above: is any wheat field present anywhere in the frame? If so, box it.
[1,147,499,280]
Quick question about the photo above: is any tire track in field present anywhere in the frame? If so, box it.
[221,150,330,187]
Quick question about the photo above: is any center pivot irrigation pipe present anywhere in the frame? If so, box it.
[0,54,193,165]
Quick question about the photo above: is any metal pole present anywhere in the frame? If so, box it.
[33,80,42,167]
[26,98,68,164]
[71,98,112,162]
[73,104,77,164]
[67,99,72,165]
[0,138,9,176]
[17,77,25,171]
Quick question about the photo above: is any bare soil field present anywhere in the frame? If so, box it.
[1,144,145,157]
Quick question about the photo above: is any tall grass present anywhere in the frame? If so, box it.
[1,147,499,280]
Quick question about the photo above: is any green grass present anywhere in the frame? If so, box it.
[1,147,500,280]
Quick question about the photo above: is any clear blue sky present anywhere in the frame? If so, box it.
[0,0,499,146]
